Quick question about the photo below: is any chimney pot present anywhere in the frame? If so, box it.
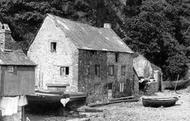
[0,22,13,52]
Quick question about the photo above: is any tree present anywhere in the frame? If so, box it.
[124,0,190,80]
[0,0,190,80]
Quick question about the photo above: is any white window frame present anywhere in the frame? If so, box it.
[119,82,124,92]
[7,66,15,73]
[50,42,57,52]
[108,65,114,76]
[121,65,126,76]
[60,66,69,76]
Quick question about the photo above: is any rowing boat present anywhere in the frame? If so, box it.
[142,96,178,107]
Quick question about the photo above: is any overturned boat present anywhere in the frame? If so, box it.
[142,96,178,107]
[26,89,87,114]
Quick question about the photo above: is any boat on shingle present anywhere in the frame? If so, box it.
[142,96,178,107]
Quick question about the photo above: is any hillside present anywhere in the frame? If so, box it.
[0,0,190,80]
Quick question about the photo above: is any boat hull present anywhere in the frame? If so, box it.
[142,97,178,107]
[25,91,87,114]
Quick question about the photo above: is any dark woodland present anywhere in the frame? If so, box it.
[0,0,190,81]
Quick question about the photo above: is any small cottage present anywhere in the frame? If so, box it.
[0,22,36,121]
[28,14,138,103]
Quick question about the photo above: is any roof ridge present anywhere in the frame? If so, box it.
[43,13,134,53]
[47,13,99,30]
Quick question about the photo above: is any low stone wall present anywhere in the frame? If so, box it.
[146,82,159,95]
[162,80,190,89]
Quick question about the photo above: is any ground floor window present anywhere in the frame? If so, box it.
[121,65,126,76]
[85,65,90,75]
[108,65,114,76]
[60,66,69,76]
[108,83,113,90]
[95,64,100,77]
[119,82,124,92]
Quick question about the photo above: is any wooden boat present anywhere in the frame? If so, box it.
[165,79,190,89]
[27,90,86,104]
[142,96,178,107]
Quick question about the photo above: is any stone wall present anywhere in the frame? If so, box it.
[78,50,136,103]
[28,15,78,92]
[107,52,134,98]
[146,82,159,95]
[78,50,108,103]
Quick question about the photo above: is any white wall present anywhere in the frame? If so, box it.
[28,15,78,92]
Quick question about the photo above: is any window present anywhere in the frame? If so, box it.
[85,65,90,75]
[7,66,16,74]
[115,53,119,62]
[107,83,112,90]
[121,65,126,76]
[91,50,97,55]
[60,67,69,76]
[51,42,57,52]
[95,64,100,77]
[119,82,124,92]
[108,65,114,76]
[7,66,14,72]
[94,83,100,93]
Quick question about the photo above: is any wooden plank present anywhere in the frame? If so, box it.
[77,107,103,113]
[88,98,139,107]
[109,96,134,102]
[46,83,70,88]
[66,118,90,121]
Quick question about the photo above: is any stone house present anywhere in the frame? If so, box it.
[28,14,138,103]
[0,22,36,96]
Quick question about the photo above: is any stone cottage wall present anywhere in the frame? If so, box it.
[78,50,136,103]
[78,50,108,103]
[28,15,78,92]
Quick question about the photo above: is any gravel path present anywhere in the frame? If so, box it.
[88,90,190,121]
[26,89,190,121]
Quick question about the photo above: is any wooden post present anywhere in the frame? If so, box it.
[22,106,25,121]
[174,74,180,93]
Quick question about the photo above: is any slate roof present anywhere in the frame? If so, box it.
[48,14,133,53]
[0,49,36,66]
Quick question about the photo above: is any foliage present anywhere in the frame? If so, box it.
[0,0,96,51]
[123,0,190,80]
[0,0,190,80]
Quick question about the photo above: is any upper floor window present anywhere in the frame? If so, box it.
[115,53,119,62]
[121,65,126,76]
[60,67,69,76]
[51,42,57,52]
[108,65,114,76]
[95,64,100,77]
[91,50,97,55]
[7,66,17,74]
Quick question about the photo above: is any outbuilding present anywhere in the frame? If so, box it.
[0,22,36,121]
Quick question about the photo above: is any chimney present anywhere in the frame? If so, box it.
[0,22,15,51]
[104,23,111,29]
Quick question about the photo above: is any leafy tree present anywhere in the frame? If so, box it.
[124,0,190,80]
[0,0,190,80]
